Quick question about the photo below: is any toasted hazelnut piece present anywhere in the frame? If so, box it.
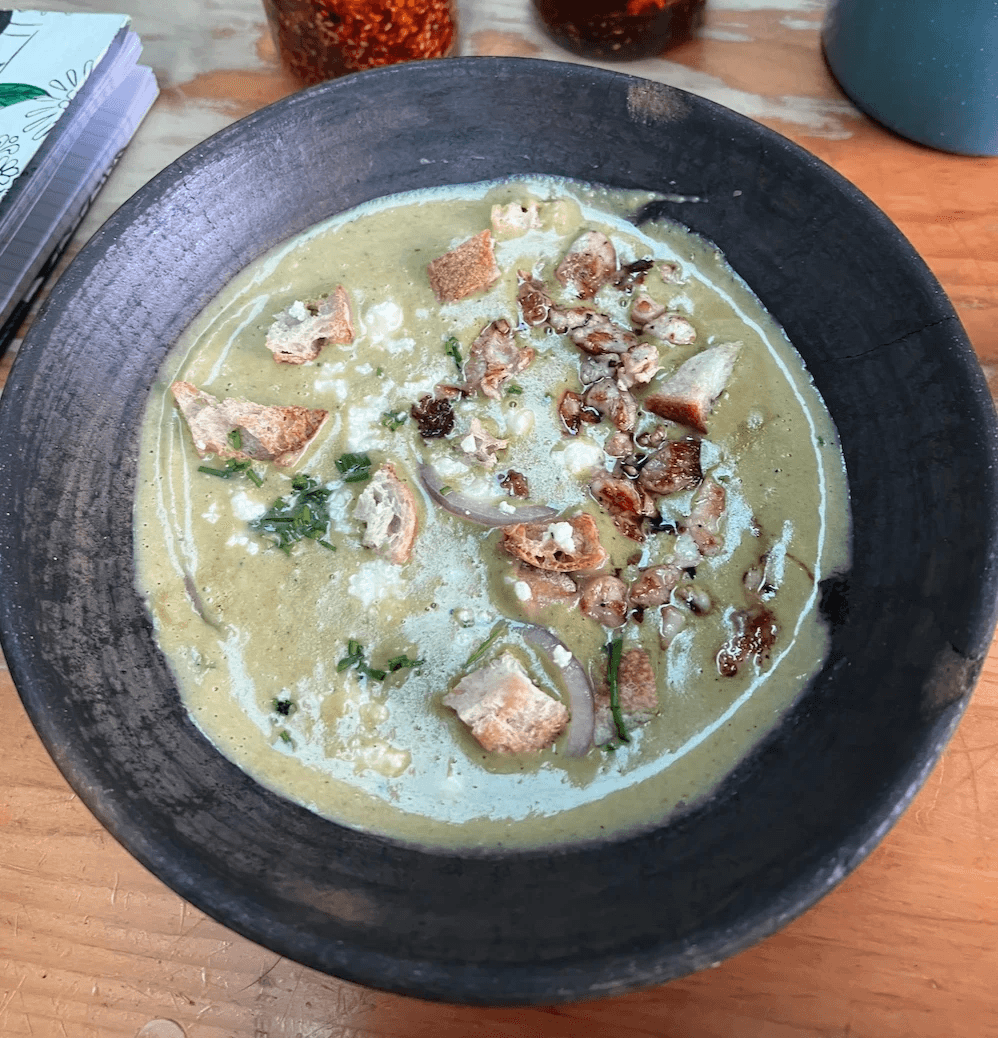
[517,271,554,326]
[171,381,327,467]
[443,652,568,753]
[464,318,534,400]
[583,377,637,432]
[353,463,418,564]
[579,574,629,628]
[617,343,661,390]
[555,230,617,299]
[687,478,726,557]
[569,312,640,355]
[637,439,703,496]
[630,564,683,608]
[501,513,608,572]
[630,291,667,328]
[644,313,696,345]
[459,418,508,469]
[643,342,741,433]
[427,230,501,302]
[265,286,353,364]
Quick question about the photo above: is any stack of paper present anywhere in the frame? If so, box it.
[0,9,158,352]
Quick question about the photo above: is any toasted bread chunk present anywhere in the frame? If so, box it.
[555,230,617,300]
[427,230,501,302]
[353,463,418,564]
[643,342,741,433]
[443,652,568,753]
[501,513,608,572]
[265,286,353,364]
[171,381,327,467]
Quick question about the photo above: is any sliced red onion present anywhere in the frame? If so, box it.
[418,463,558,527]
[522,624,595,757]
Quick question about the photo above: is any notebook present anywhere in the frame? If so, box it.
[0,9,158,352]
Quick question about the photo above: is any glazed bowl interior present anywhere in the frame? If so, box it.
[1,57,996,1005]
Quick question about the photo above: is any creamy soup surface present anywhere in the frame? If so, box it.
[134,177,850,849]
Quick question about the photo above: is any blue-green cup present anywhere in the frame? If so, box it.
[822,0,998,156]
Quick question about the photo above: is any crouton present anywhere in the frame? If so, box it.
[443,652,568,753]
[265,286,353,364]
[171,381,327,467]
[427,230,501,302]
[501,513,608,573]
[353,463,418,564]
[643,342,741,433]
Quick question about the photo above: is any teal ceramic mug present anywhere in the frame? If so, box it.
[822,0,998,156]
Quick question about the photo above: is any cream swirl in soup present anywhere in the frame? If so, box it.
[134,177,850,849]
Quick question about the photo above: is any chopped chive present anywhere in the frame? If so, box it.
[444,336,463,372]
[606,637,630,744]
[335,452,372,483]
[465,623,506,666]
[227,428,243,451]
[386,654,425,672]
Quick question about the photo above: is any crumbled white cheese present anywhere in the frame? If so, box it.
[230,490,266,522]
[460,434,478,453]
[433,456,470,479]
[514,580,533,602]
[287,299,309,323]
[547,521,576,552]
[365,300,403,340]
[556,437,603,475]
[506,407,535,438]
[552,645,573,669]
[498,500,516,515]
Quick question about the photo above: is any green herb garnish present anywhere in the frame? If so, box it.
[337,639,387,681]
[444,336,463,372]
[465,623,506,666]
[278,730,294,745]
[335,452,373,483]
[606,637,630,744]
[227,428,243,451]
[273,697,296,717]
[248,473,332,553]
[505,384,523,396]
[385,654,425,673]
[198,457,264,486]
[380,410,408,431]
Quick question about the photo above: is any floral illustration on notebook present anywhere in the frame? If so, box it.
[0,8,128,204]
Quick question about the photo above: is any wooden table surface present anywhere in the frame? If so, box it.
[2,2,996,1035]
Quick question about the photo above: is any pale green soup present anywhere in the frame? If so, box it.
[134,177,849,849]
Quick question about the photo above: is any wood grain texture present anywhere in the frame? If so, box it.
[2,1,997,1035]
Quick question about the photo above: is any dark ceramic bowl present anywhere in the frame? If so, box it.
[1,58,996,1005]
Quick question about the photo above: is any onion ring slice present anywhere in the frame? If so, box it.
[522,624,595,757]
[418,463,558,527]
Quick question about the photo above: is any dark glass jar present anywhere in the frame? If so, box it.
[532,0,706,61]
[262,0,457,86]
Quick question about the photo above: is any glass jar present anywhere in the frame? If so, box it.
[532,0,706,62]
[262,0,457,85]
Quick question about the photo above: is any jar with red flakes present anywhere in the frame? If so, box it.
[532,0,705,61]
[262,0,457,85]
